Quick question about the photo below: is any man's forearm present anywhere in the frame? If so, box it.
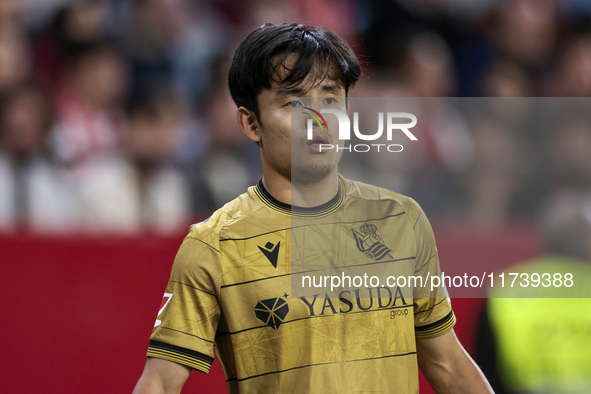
[419,348,493,393]
[417,330,494,394]
[133,358,190,394]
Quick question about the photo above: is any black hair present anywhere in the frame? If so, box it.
[228,23,361,123]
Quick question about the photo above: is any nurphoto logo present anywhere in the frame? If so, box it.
[304,108,418,153]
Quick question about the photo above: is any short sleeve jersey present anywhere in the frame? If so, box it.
[147,175,455,393]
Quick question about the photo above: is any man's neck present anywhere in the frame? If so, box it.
[261,171,339,208]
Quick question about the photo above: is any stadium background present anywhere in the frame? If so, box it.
[0,0,590,392]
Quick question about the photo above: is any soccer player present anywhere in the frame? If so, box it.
[133,23,494,394]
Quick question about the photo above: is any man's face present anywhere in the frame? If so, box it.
[256,56,347,184]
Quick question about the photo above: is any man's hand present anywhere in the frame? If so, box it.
[417,329,494,394]
[133,358,191,394]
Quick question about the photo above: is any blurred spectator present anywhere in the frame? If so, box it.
[476,189,591,393]
[396,31,457,97]
[241,0,358,45]
[462,117,522,230]
[544,110,591,190]
[546,25,591,96]
[486,0,559,68]
[0,82,77,233]
[407,99,473,216]
[32,1,110,88]
[73,95,191,235]
[243,0,298,29]
[51,42,128,166]
[126,0,225,105]
[479,59,534,97]
[355,28,456,97]
[0,0,24,36]
[0,34,32,93]
[126,0,177,103]
[193,55,261,208]
[509,102,591,220]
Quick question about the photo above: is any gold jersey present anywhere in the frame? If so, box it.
[147,175,455,393]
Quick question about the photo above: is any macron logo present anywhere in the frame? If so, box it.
[258,241,281,268]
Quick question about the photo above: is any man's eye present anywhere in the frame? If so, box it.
[323,98,337,105]
[287,101,302,108]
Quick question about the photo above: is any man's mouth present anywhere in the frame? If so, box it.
[306,135,331,152]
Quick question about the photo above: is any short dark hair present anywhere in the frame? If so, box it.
[229,23,361,122]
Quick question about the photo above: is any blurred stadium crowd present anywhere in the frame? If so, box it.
[1,0,591,235]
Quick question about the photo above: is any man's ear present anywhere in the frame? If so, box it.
[237,107,261,144]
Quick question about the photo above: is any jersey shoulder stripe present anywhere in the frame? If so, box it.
[147,340,214,373]
[415,310,456,338]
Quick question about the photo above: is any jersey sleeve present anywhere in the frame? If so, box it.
[147,227,222,374]
[409,204,456,339]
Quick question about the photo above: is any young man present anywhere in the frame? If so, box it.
[133,23,493,394]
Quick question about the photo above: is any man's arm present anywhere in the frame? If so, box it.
[133,358,191,394]
[417,329,494,394]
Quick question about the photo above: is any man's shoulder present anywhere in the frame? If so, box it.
[342,176,423,223]
[187,185,264,240]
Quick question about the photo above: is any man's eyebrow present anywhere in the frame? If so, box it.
[276,86,307,97]
[319,83,344,94]
[275,83,344,97]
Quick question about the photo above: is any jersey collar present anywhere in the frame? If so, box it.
[253,176,345,218]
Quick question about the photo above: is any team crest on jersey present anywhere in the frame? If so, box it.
[254,296,289,329]
[351,223,392,260]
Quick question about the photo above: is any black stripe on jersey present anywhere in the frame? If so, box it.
[225,351,417,382]
[187,237,220,253]
[159,326,214,344]
[221,210,237,220]
[220,256,416,289]
[147,348,211,373]
[216,304,413,338]
[413,211,421,229]
[415,310,454,334]
[220,272,292,289]
[415,312,456,338]
[219,226,292,242]
[218,212,406,242]
[171,281,216,297]
[148,340,213,364]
